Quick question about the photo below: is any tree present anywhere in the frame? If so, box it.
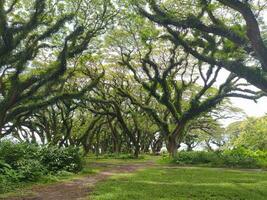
[183,100,243,151]
[106,10,262,157]
[183,116,224,151]
[83,71,158,158]
[227,115,267,150]
[135,0,267,94]
[0,0,114,137]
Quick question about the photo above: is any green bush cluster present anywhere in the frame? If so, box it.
[0,141,83,193]
[40,146,83,173]
[169,148,267,168]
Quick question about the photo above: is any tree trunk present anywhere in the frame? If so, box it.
[133,143,140,158]
[114,140,120,154]
[96,131,100,157]
[167,136,178,158]
[167,125,184,158]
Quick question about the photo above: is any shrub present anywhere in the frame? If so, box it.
[40,146,83,173]
[0,141,39,168]
[16,159,45,181]
[221,148,258,168]
[0,141,84,194]
[0,160,20,193]
[0,141,24,167]
[0,174,12,193]
[0,160,12,174]
[0,160,20,182]
[173,151,220,165]
[170,148,267,168]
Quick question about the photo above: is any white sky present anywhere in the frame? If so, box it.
[230,97,267,117]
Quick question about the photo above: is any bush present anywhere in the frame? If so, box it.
[170,148,267,168]
[0,141,84,193]
[0,160,12,173]
[0,174,13,193]
[0,141,39,168]
[40,146,83,173]
[221,148,258,168]
[173,151,220,165]
[16,159,45,181]
[0,160,20,193]
[0,160,20,182]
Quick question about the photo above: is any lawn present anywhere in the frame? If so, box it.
[90,166,267,200]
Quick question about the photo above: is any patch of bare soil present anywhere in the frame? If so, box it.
[5,162,152,200]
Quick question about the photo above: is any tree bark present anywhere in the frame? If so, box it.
[167,135,178,158]
[133,144,140,158]
[167,125,185,158]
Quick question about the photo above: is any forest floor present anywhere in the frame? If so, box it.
[2,156,267,200]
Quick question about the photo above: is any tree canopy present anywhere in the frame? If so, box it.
[0,0,266,158]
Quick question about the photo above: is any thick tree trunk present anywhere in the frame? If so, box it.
[113,140,120,154]
[167,125,185,158]
[133,143,140,158]
[167,136,178,158]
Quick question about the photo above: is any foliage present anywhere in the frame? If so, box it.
[171,151,221,165]
[167,148,267,169]
[104,1,260,158]
[135,0,267,93]
[228,116,267,150]
[16,159,45,181]
[0,141,39,168]
[1,0,262,160]
[0,141,83,193]
[40,146,83,173]
[0,0,113,137]
[1,0,266,198]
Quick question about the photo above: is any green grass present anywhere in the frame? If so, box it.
[3,155,267,200]
[90,166,267,200]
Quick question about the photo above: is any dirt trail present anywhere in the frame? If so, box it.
[6,162,153,200]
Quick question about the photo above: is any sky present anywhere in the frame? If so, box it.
[230,97,267,117]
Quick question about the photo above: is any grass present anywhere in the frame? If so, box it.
[90,166,267,200]
[3,155,267,200]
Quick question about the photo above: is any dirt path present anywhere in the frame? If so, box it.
[5,162,152,200]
